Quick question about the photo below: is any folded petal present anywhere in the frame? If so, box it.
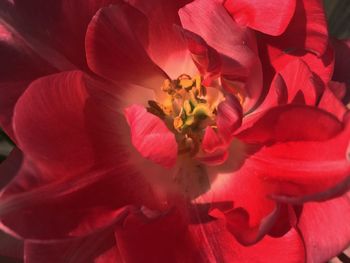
[318,86,348,121]
[276,59,318,105]
[179,0,263,111]
[85,3,167,88]
[124,105,178,168]
[126,0,196,78]
[267,0,328,56]
[115,207,305,263]
[238,105,342,143]
[179,27,221,84]
[1,71,162,239]
[237,105,349,202]
[224,0,296,36]
[216,95,243,141]
[298,192,350,263]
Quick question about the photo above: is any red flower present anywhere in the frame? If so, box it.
[0,0,349,262]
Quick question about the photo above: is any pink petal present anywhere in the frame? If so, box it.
[85,3,167,88]
[124,105,178,168]
[224,0,296,36]
[298,192,350,263]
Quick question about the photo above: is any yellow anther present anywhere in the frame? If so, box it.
[179,78,194,90]
[194,75,201,90]
[173,116,184,132]
[183,100,192,115]
[161,79,173,93]
[162,98,174,115]
[185,115,195,126]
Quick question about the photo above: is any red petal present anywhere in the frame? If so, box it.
[12,0,120,68]
[224,0,296,36]
[204,159,278,245]
[124,105,178,168]
[179,0,263,111]
[236,105,349,202]
[298,192,350,263]
[217,95,243,141]
[266,0,328,56]
[276,59,318,105]
[202,126,224,153]
[127,0,196,78]
[271,46,334,87]
[115,207,305,262]
[247,123,350,201]
[318,86,347,121]
[191,223,305,263]
[329,81,347,100]
[0,230,23,260]
[238,105,342,144]
[25,228,117,263]
[2,71,162,239]
[179,27,221,83]
[115,209,200,263]
[85,3,167,88]
[0,82,28,141]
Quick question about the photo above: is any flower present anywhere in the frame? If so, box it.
[0,0,349,262]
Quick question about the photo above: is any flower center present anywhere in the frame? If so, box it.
[147,74,222,155]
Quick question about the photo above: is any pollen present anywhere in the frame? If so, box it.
[147,74,222,155]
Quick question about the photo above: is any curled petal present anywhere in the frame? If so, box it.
[124,105,178,168]
[217,95,243,141]
[85,3,166,88]
[224,0,296,36]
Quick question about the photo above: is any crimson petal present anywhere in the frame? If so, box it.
[85,2,167,88]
